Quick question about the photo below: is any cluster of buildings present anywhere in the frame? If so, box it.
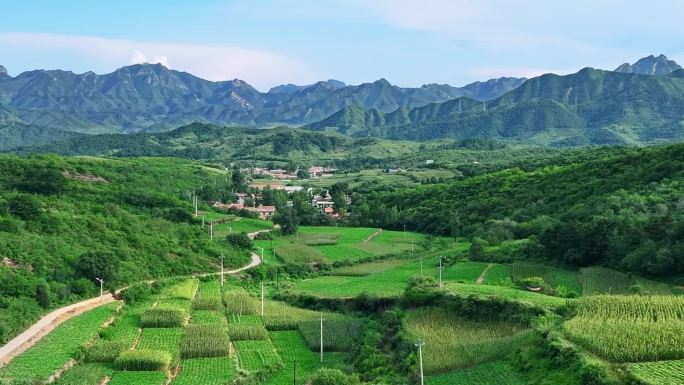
[212,189,350,220]
[243,166,337,180]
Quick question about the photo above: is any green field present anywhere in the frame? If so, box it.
[425,362,527,385]
[0,303,120,382]
[404,307,532,374]
[108,371,167,385]
[214,217,273,236]
[626,360,684,385]
[172,357,237,385]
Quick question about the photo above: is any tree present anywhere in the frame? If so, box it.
[272,206,298,235]
[310,368,360,385]
[7,194,41,220]
[226,232,253,249]
[75,250,118,283]
[297,168,310,179]
[231,165,246,188]
[468,237,488,260]
[35,282,51,308]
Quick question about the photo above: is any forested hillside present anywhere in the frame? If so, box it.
[0,155,249,344]
[309,68,684,145]
[349,143,684,277]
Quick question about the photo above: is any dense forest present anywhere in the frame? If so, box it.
[0,155,250,344]
[348,143,684,277]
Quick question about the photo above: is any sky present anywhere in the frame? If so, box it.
[1,0,684,91]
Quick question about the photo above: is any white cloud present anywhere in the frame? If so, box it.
[0,32,318,90]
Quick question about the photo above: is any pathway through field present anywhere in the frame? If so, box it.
[476,263,494,284]
[0,252,262,367]
[363,228,383,243]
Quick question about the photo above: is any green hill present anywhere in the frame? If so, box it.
[348,143,684,277]
[0,155,249,344]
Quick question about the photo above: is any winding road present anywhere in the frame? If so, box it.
[0,251,262,368]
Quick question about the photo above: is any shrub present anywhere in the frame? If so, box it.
[226,233,253,249]
[115,349,171,371]
[140,307,188,328]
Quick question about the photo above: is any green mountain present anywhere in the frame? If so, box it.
[0,64,524,136]
[307,68,684,145]
[615,54,682,75]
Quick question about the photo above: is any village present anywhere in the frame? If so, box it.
[212,165,348,220]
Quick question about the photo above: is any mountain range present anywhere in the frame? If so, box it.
[0,64,525,135]
[307,66,684,145]
[0,54,683,150]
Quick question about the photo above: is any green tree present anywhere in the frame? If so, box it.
[272,206,298,235]
[226,232,253,249]
[75,250,118,283]
[35,282,51,308]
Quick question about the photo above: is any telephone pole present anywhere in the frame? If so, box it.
[416,340,425,385]
[219,255,225,287]
[261,281,265,317]
[438,256,444,288]
[194,194,198,217]
[95,278,104,302]
[210,221,214,240]
[319,315,325,363]
[258,247,265,265]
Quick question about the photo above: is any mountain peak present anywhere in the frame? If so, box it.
[0,65,8,78]
[615,54,682,75]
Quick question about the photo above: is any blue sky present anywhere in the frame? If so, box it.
[1,0,683,90]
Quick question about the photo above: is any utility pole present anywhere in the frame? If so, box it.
[194,194,198,217]
[292,359,297,385]
[416,340,425,385]
[219,255,225,287]
[258,247,265,264]
[210,221,214,240]
[227,226,232,235]
[319,315,325,363]
[403,224,407,239]
[95,278,104,302]
[261,281,265,317]
[438,256,444,288]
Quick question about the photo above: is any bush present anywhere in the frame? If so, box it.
[226,232,253,249]
[115,349,171,371]
[140,307,188,328]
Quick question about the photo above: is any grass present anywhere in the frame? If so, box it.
[190,310,227,325]
[234,340,283,372]
[446,282,567,308]
[262,300,346,331]
[441,261,490,283]
[626,360,684,385]
[162,279,198,301]
[482,264,512,286]
[100,301,151,347]
[264,331,343,385]
[193,280,223,310]
[274,243,328,264]
[329,259,408,276]
[108,371,167,385]
[172,357,238,385]
[0,302,119,382]
[84,340,129,363]
[214,217,272,236]
[224,289,258,315]
[425,362,527,385]
[137,328,183,360]
[115,349,172,371]
[227,324,269,341]
[404,308,532,374]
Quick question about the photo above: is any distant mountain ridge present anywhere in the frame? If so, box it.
[307,67,684,146]
[0,64,524,134]
[615,54,682,75]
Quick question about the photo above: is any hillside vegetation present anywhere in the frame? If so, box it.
[348,143,684,277]
[0,155,249,344]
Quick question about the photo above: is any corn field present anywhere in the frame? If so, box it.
[180,325,230,359]
[114,349,171,371]
[403,307,532,375]
[565,295,684,362]
[140,306,189,328]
